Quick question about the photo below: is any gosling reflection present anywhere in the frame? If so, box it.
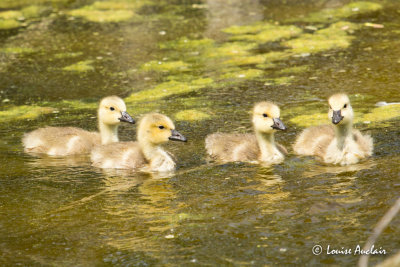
[302,160,376,178]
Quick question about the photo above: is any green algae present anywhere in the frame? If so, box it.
[220,69,264,80]
[159,37,215,51]
[54,52,83,59]
[174,109,211,121]
[362,104,400,123]
[264,76,295,86]
[21,5,47,19]
[228,25,302,44]
[0,0,68,9]
[262,51,293,62]
[67,1,141,23]
[0,47,35,54]
[91,1,142,10]
[68,9,134,23]
[293,1,382,23]
[289,112,327,127]
[223,54,268,66]
[125,78,213,103]
[140,60,190,73]
[223,23,272,35]
[0,10,23,20]
[0,19,20,30]
[60,100,98,110]
[0,105,55,123]
[63,60,94,72]
[210,42,257,57]
[284,22,359,54]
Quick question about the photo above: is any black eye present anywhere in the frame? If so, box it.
[329,105,332,109]
[343,104,347,108]
[263,113,268,118]
[158,126,165,129]
[110,107,115,111]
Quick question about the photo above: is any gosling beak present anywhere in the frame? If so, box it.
[119,111,135,124]
[332,110,344,125]
[271,118,286,130]
[169,129,187,142]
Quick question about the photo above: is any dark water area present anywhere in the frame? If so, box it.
[0,0,399,266]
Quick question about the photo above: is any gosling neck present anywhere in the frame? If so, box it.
[98,122,119,145]
[255,131,277,159]
[138,137,161,161]
[334,120,353,150]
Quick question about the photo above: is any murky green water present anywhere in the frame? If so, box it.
[1,0,399,266]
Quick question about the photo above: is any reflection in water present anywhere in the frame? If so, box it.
[205,0,263,39]
[302,160,376,178]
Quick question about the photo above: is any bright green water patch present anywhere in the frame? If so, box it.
[68,9,134,23]
[125,78,213,103]
[292,1,382,23]
[223,23,272,35]
[362,104,400,123]
[140,60,190,73]
[223,54,269,66]
[0,47,35,54]
[63,60,94,72]
[220,68,264,80]
[21,5,47,19]
[289,112,327,127]
[91,1,143,10]
[0,10,23,20]
[60,100,98,110]
[209,42,257,57]
[227,24,302,44]
[0,19,21,30]
[0,0,68,9]
[174,109,211,121]
[68,1,142,23]
[54,52,83,59]
[261,51,293,62]
[264,76,295,86]
[159,37,215,51]
[0,105,55,123]
[284,22,358,54]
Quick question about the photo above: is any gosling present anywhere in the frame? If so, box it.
[293,93,373,165]
[22,96,135,156]
[91,113,187,172]
[205,101,287,164]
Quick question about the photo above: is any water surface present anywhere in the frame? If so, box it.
[0,0,399,266]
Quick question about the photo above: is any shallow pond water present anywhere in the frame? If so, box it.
[0,0,399,266]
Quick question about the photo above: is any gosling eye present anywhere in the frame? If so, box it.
[262,113,268,118]
[329,105,332,109]
[110,107,115,111]
[343,104,347,108]
[158,125,165,129]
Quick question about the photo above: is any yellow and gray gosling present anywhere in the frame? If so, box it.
[91,113,187,172]
[23,96,135,156]
[293,93,373,165]
[205,101,287,164]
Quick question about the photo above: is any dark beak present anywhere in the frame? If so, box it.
[271,118,286,130]
[169,129,187,142]
[332,110,344,124]
[119,111,135,124]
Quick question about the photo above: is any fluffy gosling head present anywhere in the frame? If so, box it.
[252,101,286,133]
[98,96,135,125]
[328,94,353,125]
[138,113,187,145]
